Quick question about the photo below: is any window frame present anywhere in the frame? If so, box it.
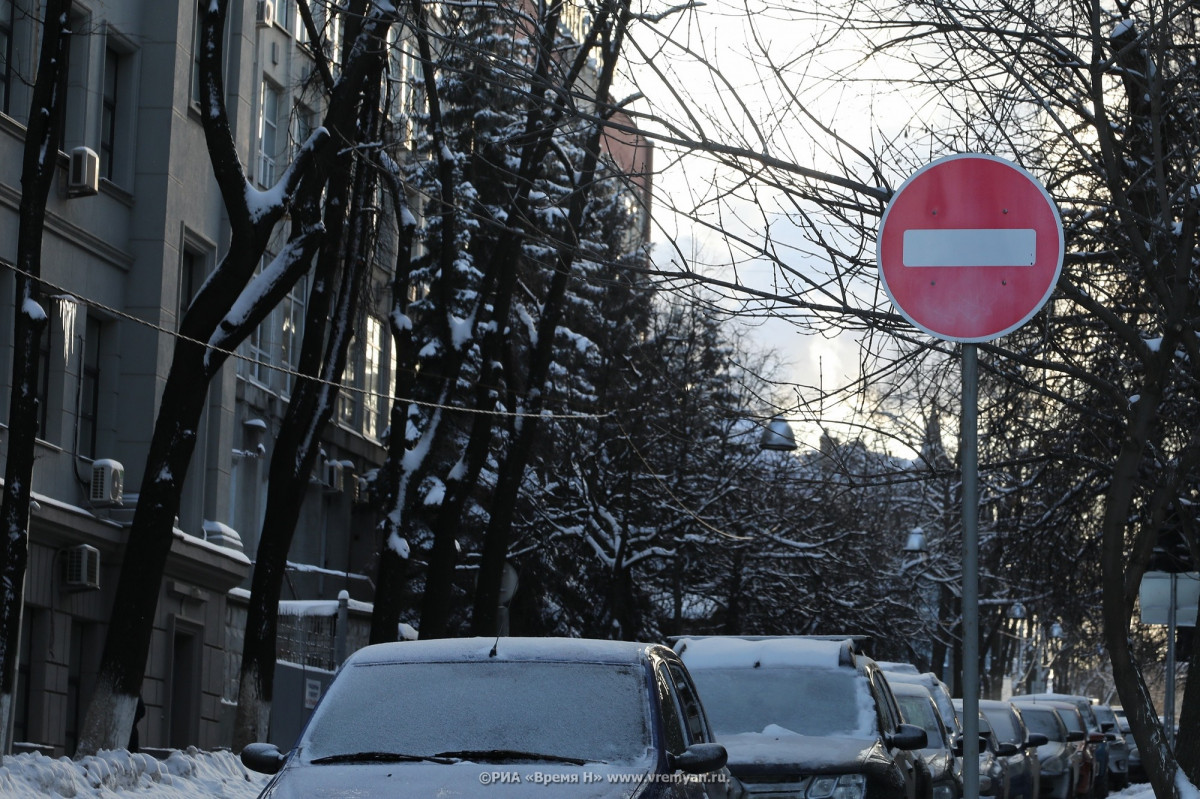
[258,78,282,187]
[0,0,14,115]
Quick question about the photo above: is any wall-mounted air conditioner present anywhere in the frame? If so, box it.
[63,544,101,590]
[67,147,99,198]
[256,0,275,27]
[90,459,124,507]
[353,476,371,506]
[323,461,345,494]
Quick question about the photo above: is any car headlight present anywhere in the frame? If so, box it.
[933,779,957,799]
[808,774,867,799]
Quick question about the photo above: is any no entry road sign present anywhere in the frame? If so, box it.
[877,153,1064,342]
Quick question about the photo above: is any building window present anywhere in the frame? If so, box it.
[78,316,101,460]
[258,80,281,187]
[338,341,361,428]
[179,249,201,326]
[239,255,307,396]
[192,0,230,107]
[60,8,89,153]
[0,0,13,115]
[241,254,274,385]
[280,277,306,396]
[292,102,317,157]
[276,0,295,37]
[364,317,384,439]
[100,47,120,180]
[35,303,55,441]
[303,2,342,66]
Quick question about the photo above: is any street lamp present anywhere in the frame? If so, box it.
[903,526,928,553]
[761,416,798,451]
[1007,602,1028,695]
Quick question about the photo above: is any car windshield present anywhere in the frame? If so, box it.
[300,661,651,764]
[1056,708,1085,735]
[1021,708,1064,742]
[686,666,876,738]
[896,693,947,747]
[1093,706,1117,728]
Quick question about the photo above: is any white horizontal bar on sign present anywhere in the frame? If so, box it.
[902,228,1037,267]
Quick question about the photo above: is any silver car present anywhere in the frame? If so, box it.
[1012,702,1084,799]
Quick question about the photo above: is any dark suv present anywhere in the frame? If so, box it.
[674,636,929,799]
[241,637,736,798]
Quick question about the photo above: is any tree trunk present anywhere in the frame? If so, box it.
[0,0,73,758]
[472,0,629,634]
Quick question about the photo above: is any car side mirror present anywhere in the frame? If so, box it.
[671,742,727,774]
[241,742,287,774]
[952,733,990,756]
[1026,733,1049,748]
[1066,731,1085,743]
[1087,732,1106,744]
[995,742,1020,757]
[888,723,928,751]
[1100,721,1115,732]
[1105,732,1118,742]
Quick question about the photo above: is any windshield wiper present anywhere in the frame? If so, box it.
[311,751,456,765]
[433,749,594,766]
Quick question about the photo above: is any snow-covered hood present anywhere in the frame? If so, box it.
[716,730,888,776]
[258,760,654,798]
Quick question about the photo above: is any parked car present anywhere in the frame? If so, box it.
[1012,698,1099,798]
[979,700,1044,799]
[954,700,1012,799]
[240,637,737,798]
[882,671,961,741]
[1110,708,1143,783]
[1089,705,1128,790]
[1018,695,1109,798]
[890,681,964,799]
[675,636,929,799]
[1009,701,1084,799]
[877,661,924,675]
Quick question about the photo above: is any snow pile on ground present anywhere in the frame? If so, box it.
[0,747,1181,799]
[0,747,269,798]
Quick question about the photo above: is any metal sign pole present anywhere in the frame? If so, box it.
[1166,573,1176,750]
[962,343,980,799]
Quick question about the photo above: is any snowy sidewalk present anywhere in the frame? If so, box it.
[0,747,1166,799]
[0,748,268,798]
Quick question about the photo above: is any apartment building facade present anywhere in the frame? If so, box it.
[0,0,397,755]
[0,0,651,756]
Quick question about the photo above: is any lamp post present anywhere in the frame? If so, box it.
[1007,601,1027,695]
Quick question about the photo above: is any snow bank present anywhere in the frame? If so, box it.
[0,747,268,799]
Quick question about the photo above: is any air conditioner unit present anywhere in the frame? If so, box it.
[256,0,275,27]
[90,459,124,507]
[63,544,101,590]
[323,461,344,494]
[353,475,371,505]
[67,146,100,198]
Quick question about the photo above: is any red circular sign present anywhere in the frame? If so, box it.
[877,154,1063,342]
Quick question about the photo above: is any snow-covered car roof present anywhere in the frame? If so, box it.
[344,636,666,666]
[672,635,856,670]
